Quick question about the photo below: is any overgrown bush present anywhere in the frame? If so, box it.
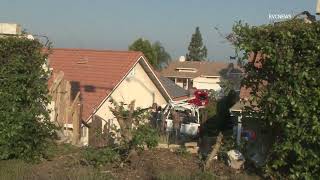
[218,132,236,163]
[0,37,56,161]
[175,146,190,157]
[233,20,320,178]
[131,124,159,150]
[82,146,121,167]
[205,97,217,119]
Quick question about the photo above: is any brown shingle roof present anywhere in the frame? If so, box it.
[161,61,239,78]
[48,48,143,121]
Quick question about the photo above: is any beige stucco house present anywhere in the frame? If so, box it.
[48,48,189,145]
[161,58,243,92]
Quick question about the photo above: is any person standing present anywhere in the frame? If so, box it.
[156,106,162,130]
[171,109,181,143]
[151,103,158,128]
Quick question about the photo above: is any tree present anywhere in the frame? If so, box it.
[152,41,171,69]
[233,20,320,178]
[109,99,158,164]
[186,27,207,61]
[129,38,171,69]
[129,38,156,67]
[0,37,56,161]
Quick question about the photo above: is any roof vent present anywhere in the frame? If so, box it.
[179,56,186,62]
[77,57,88,64]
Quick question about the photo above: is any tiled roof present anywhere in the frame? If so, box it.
[48,48,143,121]
[161,61,241,78]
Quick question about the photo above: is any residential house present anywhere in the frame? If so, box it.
[0,23,22,36]
[48,48,189,145]
[161,57,243,92]
[0,23,34,39]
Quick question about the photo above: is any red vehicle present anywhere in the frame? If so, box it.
[188,89,209,107]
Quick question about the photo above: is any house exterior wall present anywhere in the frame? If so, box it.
[192,76,221,91]
[0,23,21,35]
[81,61,167,145]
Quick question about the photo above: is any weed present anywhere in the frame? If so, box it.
[82,146,120,167]
[156,171,216,180]
[175,146,190,157]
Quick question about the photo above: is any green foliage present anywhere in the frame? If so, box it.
[218,131,236,163]
[202,90,238,137]
[45,143,79,160]
[186,27,207,61]
[233,20,320,178]
[156,171,216,180]
[175,146,190,157]
[82,146,120,167]
[152,41,171,69]
[205,98,217,119]
[129,38,156,66]
[131,124,159,150]
[218,79,235,96]
[129,38,171,69]
[0,37,56,161]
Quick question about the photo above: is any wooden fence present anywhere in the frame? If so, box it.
[49,71,81,145]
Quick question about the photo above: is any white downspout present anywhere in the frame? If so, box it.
[237,115,242,146]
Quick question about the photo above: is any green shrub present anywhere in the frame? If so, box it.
[131,124,159,150]
[82,147,120,167]
[0,37,56,161]
[45,143,79,160]
[218,132,236,163]
[233,20,320,178]
[205,99,217,119]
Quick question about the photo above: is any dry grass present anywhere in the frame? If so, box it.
[0,160,113,180]
[0,144,113,180]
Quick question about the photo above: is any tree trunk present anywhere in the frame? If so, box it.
[204,132,223,171]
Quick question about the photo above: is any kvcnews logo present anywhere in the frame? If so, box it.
[268,13,292,20]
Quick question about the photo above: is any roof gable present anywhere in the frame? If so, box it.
[48,48,143,120]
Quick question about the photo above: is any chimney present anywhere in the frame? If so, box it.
[179,56,186,62]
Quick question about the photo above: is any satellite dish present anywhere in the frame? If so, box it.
[26,34,34,40]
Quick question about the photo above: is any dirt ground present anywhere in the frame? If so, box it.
[0,146,261,180]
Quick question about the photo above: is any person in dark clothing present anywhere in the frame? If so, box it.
[171,109,181,143]
[151,103,158,128]
[156,106,162,130]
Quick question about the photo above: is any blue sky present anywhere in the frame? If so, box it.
[0,0,316,61]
